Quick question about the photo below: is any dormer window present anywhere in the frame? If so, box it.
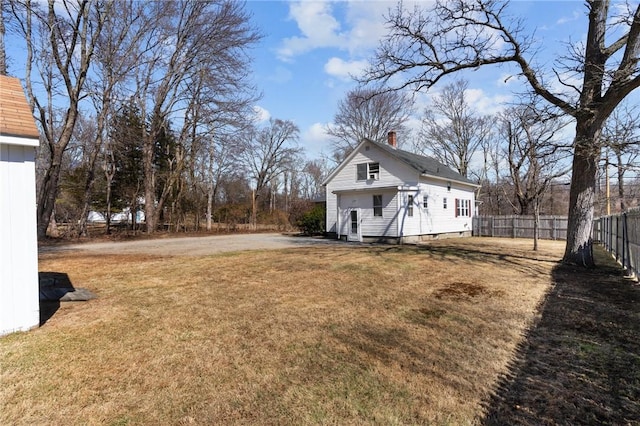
[357,162,380,181]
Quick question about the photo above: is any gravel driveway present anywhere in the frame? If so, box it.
[39,233,343,256]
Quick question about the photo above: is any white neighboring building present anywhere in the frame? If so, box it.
[0,76,40,336]
[87,208,145,224]
[323,132,479,243]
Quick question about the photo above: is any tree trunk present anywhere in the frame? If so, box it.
[143,132,156,234]
[251,189,257,230]
[48,208,59,237]
[75,143,102,237]
[105,183,112,235]
[533,199,540,251]
[76,170,94,237]
[206,189,213,231]
[36,145,65,238]
[563,125,601,266]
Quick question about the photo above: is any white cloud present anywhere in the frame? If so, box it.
[556,10,581,25]
[277,2,343,61]
[253,105,271,123]
[301,122,332,158]
[277,1,391,62]
[465,88,512,116]
[324,57,368,80]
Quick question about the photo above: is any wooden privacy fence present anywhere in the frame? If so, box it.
[474,212,640,276]
[473,215,568,240]
[593,210,640,277]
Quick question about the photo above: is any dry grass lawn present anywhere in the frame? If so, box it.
[2,238,566,424]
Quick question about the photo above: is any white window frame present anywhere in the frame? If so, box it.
[456,199,471,217]
[373,194,383,217]
[356,162,380,181]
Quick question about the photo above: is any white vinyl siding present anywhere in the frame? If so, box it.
[325,142,418,234]
[418,180,475,235]
[0,142,40,336]
[325,140,477,239]
[337,191,398,238]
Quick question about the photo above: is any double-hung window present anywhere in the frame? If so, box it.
[455,199,471,217]
[407,195,414,217]
[356,162,380,181]
[373,195,383,217]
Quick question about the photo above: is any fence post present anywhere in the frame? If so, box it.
[491,216,495,237]
[623,213,628,272]
[627,214,638,276]
[610,216,614,253]
[616,216,621,261]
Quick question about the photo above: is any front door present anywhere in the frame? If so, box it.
[347,209,361,242]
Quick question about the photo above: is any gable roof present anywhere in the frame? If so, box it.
[367,139,477,186]
[323,138,478,187]
[0,76,40,139]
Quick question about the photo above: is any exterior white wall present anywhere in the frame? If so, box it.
[337,190,399,238]
[415,179,475,236]
[326,142,419,235]
[0,142,40,336]
[325,141,477,241]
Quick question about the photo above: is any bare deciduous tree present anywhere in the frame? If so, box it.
[0,0,6,75]
[241,118,301,227]
[361,0,640,266]
[416,79,493,179]
[501,103,571,249]
[326,87,414,162]
[75,0,150,236]
[10,0,107,238]
[134,0,260,234]
[602,104,640,213]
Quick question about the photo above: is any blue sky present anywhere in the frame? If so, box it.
[5,1,636,162]
[246,0,631,160]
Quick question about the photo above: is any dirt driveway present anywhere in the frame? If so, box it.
[39,233,343,256]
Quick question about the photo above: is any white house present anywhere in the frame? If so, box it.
[324,132,480,243]
[0,76,40,336]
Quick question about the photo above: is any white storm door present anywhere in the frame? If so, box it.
[347,208,361,242]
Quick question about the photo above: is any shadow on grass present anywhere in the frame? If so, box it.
[482,247,640,424]
[39,272,75,326]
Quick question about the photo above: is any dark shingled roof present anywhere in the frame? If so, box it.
[366,139,477,186]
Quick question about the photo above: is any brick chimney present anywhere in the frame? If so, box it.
[387,131,397,148]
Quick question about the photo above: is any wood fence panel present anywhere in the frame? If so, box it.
[595,209,640,278]
[473,215,568,240]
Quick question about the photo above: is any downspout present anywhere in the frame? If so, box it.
[397,189,402,243]
[336,194,341,240]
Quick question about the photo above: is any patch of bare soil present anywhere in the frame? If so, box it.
[483,248,640,425]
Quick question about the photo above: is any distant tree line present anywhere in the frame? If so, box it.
[1,0,328,237]
[1,0,639,253]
